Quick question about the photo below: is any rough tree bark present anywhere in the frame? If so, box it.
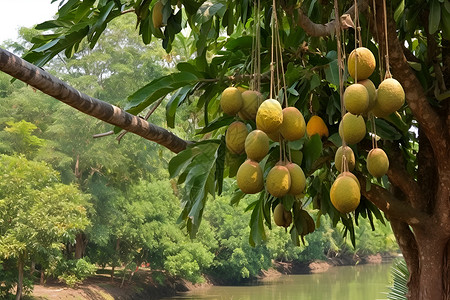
[15,255,24,300]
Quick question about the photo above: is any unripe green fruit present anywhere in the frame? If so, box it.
[245,130,270,161]
[348,47,376,80]
[344,83,369,115]
[285,163,306,196]
[377,78,405,115]
[339,113,366,145]
[220,87,243,115]
[279,107,306,141]
[152,1,164,28]
[334,146,356,172]
[225,121,248,154]
[238,90,262,120]
[236,160,264,194]
[273,203,292,228]
[266,165,291,198]
[330,175,361,214]
[256,99,283,133]
[367,148,389,178]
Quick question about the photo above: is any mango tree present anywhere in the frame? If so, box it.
[0,0,449,299]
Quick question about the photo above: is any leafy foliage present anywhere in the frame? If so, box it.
[386,259,409,300]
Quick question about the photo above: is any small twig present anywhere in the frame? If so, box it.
[93,131,114,138]
[121,8,135,15]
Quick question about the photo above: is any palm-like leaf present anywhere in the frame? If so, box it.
[385,259,409,300]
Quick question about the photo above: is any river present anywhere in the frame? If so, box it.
[162,263,393,300]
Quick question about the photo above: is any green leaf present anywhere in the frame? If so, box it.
[374,118,402,140]
[225,36,253,51]
[214,138,226,195]
[58,0,79,18]
[429,0,441,34]
[89,1,115,38]
[194,2,226,24]
[166,85,193,128]
[394,0,405,22]
[230,189,245,206]
[169,148,195,178]
[324,51,339,87]
[196,115,235,135]
[442,5,450,39]
[302,134,323,172]
[249,193,267,247]
[125,72,199,115]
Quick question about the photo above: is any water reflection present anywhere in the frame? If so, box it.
[162,263,392,300]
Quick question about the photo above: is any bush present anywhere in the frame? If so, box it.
[50,258,97,287]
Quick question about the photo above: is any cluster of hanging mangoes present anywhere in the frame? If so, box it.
[331,47,405,213]
[220,86,313,230]
[219,46,405,227]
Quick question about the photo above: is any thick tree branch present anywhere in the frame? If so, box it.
[386,145,423,210]
[283,0,368,37]
[358,175,430,226]
[0,48,190,154]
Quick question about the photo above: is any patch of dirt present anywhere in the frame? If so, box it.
[31,270,188,300]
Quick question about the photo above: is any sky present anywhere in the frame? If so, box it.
[0,0,59,44]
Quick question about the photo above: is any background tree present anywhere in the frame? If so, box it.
[0,0,449,299]
[0,155,90,299]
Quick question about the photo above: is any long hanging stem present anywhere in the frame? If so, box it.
[334,0,349,174]
[382,0,392,79]
[372,0,384,83]
[270,4,275,99]
[353,0,359,83]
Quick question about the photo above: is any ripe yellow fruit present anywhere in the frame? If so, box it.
[220,87,243,115]
[245,130,270,161]
[348,47,376,80]
[339,113,366,144]
[306,115,329,138]
[359,79,377,111]
[256,99,283,133]
[376,78,405,115]
[266,165,291,198]
[273,203,292,228]
[285,163,306,196]
[152,1,164,28]
[238,90,262,120]
[236,160,264,194]
[330,175,361,214]
[367,148,389,178]
[344,83,369,115]
[225,121,248,154]
[337,171,360,189]
[279,107,306,141]
[334,146,356,172]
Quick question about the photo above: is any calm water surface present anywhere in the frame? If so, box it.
[162,263,392,300]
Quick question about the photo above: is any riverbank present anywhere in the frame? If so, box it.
[30,253,395,299]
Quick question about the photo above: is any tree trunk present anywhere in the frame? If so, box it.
[15,257,24,300]
[75,233,85,259]
[111,238,121,282]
